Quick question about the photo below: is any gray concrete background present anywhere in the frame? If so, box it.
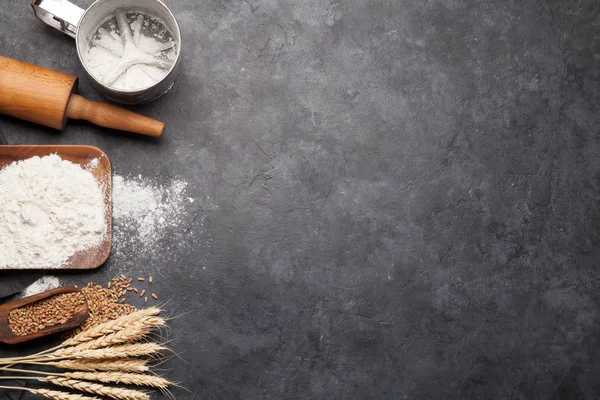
[1,0,600,398]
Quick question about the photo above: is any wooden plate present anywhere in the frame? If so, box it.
[0,145,112,270]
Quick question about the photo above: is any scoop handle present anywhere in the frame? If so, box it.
[67,94,164,137]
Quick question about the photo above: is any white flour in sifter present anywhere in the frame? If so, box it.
[85,8,178,91]
[0,155,106,269]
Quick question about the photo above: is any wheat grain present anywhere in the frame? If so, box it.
[8,293,86,336]
[43,377,149,400]
[50,358,150,373]
[30,388,102,400]
[68,283,136,338]
[66,372,171,388]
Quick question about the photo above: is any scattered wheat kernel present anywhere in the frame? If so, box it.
[140,290,145,297]
[137,278,145,282]
[151,294,158,300]
[127,288,132,291]
[120,274,126,279]
[133,288,139,293]
[148,276,153,284]
[144,297,148,303]
[120,299,126,303]
[107,282,112,288]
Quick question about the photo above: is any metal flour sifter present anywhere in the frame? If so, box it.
[31,0,182,104]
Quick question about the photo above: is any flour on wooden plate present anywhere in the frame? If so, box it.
[0,155,106,269]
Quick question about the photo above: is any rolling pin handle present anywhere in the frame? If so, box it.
[66,94,165,137]
[30,0,85,39]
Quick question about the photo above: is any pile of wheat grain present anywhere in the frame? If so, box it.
[73,275,160,335]
[8,276,140,337]
[9,274,163,339]
[70,280,136,337]
[8,293,86,336]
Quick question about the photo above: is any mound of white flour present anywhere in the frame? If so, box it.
[0,155,106,269]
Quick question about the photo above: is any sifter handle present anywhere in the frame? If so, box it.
[30,0,85,39]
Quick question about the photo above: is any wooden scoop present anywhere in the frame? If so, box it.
[0,287,88,345]
[0,56,164,137]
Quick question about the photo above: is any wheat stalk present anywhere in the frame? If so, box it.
[66,371,171,388]
[21,308,164,362]
[50,358,150,373]
[56,324,155,356]
[0,305,175,400]
[30,388,102,400]
[0,385,102,400]
[51,343,166,359]
[63,309,162,346]
[62,308,161,347]
[71,317,165,351]
[43,377,149,400]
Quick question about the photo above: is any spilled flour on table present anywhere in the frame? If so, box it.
[112,174,193,267]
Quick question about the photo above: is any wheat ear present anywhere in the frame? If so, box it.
[30,388,102,400]
[75,317,165,350]
[43,377,149,400]
[62,308,161,347]
[50,358,150,373]
[51,343,166,359]
[0,386,100,400]
[66,371,171,388]
[55,324,157,356]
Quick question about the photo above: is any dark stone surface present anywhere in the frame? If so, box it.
[1,0,600,398]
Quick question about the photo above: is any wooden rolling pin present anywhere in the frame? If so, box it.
[0,56,164,137]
